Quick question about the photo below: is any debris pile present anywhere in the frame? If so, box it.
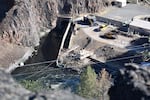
[94,45,118,60]
[58,49,92,70]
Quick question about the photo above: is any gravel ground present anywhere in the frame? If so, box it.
[0,40,33,71]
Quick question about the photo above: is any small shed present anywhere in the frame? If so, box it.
[113,0,127,7]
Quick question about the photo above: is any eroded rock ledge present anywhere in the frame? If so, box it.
[109,63,150,100]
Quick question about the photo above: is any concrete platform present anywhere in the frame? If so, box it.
[100,4,150,23]
[81,26,139,48]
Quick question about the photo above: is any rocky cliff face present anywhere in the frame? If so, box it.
[109,63,150,100]
[58,0,111,15]
[0,0,58,46]
[0,0,111,47]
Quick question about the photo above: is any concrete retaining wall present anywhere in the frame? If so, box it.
[96,16,123,27]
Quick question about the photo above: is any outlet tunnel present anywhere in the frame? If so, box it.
[0,0,15,22]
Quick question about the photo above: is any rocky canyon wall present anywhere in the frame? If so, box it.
[0,0,111,47]
[0,0,58,46]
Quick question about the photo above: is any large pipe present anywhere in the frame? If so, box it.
[56,19,72,66]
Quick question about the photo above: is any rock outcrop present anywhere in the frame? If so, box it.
[0,69,31,100]
[0,0,111,47]
[58,0,111,15]
[0,69,86,100]
[0,0,58,46]
[109,63,150,100]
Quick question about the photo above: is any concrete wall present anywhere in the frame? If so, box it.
[129,16,150,35]
[129,25,150,35]
[96,16,123,27]
[114,0,127,7]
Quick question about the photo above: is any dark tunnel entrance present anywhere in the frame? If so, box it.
[0,0,15,22]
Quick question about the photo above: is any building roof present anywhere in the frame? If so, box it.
[101,4,150,23]
[130,17,150,31]
[115,0,126,2]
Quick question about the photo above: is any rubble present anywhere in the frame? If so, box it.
[94,45,118,60]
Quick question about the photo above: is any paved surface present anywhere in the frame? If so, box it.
[81,26,138,48]
[100,4,150,23]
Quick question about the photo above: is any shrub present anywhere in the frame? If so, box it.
[77,66,111,100]
[96,69,111,100]
[77,66,97,98]
[20,80,50,92]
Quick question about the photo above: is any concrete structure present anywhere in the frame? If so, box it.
[97,4,150,35]
[100,4,150,23]
[81,25,137,49]
[113,0,127,7]
[129,15,150,35]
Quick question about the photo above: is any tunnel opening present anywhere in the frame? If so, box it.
[0,0,15,22]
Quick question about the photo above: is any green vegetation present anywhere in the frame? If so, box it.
[77,66,97,98]
[96,69,111,100]
[77,66,111,99]
[20,80,50,92]
[142,50,150,61]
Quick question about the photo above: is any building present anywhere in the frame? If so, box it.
[113,0,127,7]
[129,15,150,35]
